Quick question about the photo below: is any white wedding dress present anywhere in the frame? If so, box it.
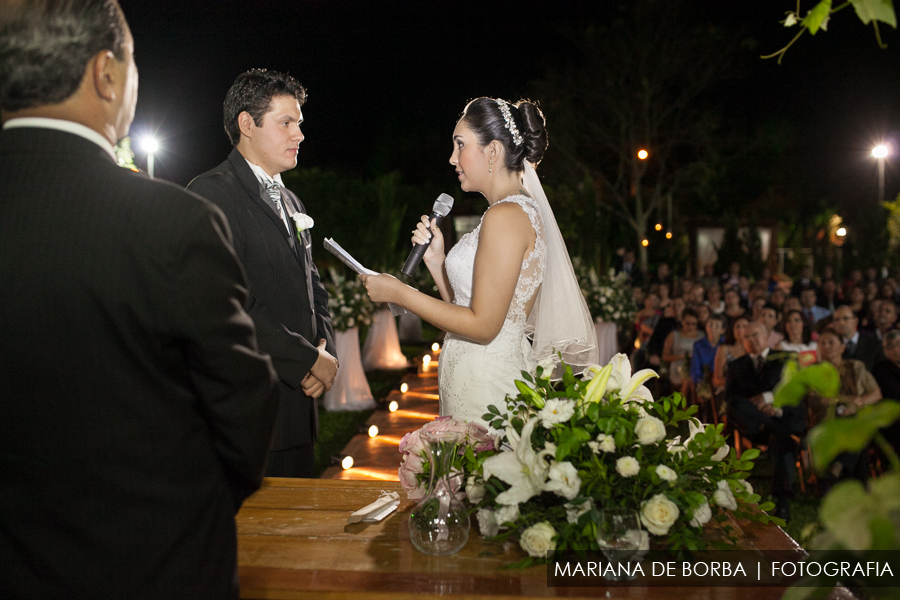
[438,195,546,425]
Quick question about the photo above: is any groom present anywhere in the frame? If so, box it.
[188,69,337,478]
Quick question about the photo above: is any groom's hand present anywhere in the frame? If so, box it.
[301,373,326,398]
[310,338,338,390]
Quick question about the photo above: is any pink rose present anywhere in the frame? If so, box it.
[421,416,467,437]
[399,429,424,456]
[466,421,496,452]
[399,453,425,500]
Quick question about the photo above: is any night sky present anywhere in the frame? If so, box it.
[118,0,899,212]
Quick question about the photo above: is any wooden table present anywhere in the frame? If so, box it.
[236,478,845,600]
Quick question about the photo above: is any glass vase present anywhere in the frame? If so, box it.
[408,430,470,556]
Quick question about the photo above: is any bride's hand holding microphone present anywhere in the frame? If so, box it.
[359,214,444,303]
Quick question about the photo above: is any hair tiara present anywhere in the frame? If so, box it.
[495,99,523,146]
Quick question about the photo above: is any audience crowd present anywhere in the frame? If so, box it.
[617,258,900,521]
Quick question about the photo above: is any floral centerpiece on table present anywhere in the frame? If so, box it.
[401,353,781,567]
[573,259,637,328]
[325,268,374,332]
[399,416,499,500]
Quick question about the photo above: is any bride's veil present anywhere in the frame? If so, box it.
[522,161,599,376]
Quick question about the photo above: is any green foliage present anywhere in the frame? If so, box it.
[807,401,900,470]
[774,360,841,408]
[114,137,137,170]
[764,0,897,63]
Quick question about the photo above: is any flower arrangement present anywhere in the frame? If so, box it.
[325,268,375,332]
[573,260,637,328]
[401,353,781,567]
[399,416,498,501]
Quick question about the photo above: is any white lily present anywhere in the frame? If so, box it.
[597,353,659,404]
[482,418,552,505]
[583,364,613,403]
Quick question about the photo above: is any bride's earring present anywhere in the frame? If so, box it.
[489,158,493,173]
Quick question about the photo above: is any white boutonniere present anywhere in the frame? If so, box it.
[291,212,314,236]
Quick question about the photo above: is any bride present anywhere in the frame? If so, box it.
[360,97,597,424]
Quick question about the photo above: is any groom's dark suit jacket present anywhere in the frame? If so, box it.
[0,128,279,599]
[188,148,335,452]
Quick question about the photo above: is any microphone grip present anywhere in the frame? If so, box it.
[401,212,444,276]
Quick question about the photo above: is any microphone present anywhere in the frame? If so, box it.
[401,193,454,276]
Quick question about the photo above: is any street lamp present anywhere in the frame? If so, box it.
[637,149,649,160]
[141,136,159,179]
[872,144,891,205]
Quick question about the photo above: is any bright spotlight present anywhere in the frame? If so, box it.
[341,455,354,470]
[388,400,399,413]
[367,425,379,438]
[141,137,159,154]
[836,227,847,237]
[400,382,409,393]
[637,149,649,160]
[872,145,889,159]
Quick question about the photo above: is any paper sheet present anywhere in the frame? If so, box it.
[324,238,407,316]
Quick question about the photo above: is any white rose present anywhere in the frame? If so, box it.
[596,433,616,453]
[565,499,592,524]
[466,475,485,505]
[495,504,520,527]
[587,441,601,454]
[634,416,666,445]
[655,465,677,483]
[689,497,712,528]
[476,508,499,537]
[520,522,557,558]
[713,480,738,511]
[711,444,730,462]
[740,480,754,496]
[539,398,575,428]
[347,317,355,328]
[616,456,640,478]
[544,461,582,500]
[640,493,680,536]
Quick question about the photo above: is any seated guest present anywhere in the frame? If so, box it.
[691,313,725,386]
[862,299,899,341]
[713,315,750,392]
[817,278,844,313]
[689,284,706,305]
[721,261,741,289]
[643,297,685,370]
[750,296,767,323]
[698,263,718,289]
[649,262,672,287]
[662,307,703,390]
[770,287,787,313]
[832,305,884,371]
[783,295,803,314]
[737,275,751,307]
[846,285,868,323]
[696,303,711,330]
[758,303,784,349]
[706,283,725,314]
[634,291,661,348]
[656,282,672,311]
[809,329,882,480]
[726,321,807,521]
[791,264,817,298]
[873,331,900,453]
[775,309,817,353]
[724,288,746,321]
[800,287,831,324]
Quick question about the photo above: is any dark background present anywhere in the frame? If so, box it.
[117,0,899,273]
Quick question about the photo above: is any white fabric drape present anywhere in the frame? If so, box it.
[521,161,599,374]
[362,308,409,371]
[323,327,376,411]
[594,320,618,366]
[398,311,424,343]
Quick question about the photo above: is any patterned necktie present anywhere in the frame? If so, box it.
[264,180,289,233]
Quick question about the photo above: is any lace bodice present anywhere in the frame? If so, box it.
[444,195,546,331]
[438,195,547,424]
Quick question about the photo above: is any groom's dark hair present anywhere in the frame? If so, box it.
[223,68,306,146]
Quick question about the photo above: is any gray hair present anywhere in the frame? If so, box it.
[884,330,900,348]
[0,0,128,111]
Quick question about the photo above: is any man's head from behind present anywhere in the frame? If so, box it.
[224,69,306,178]
[0,0,136,142]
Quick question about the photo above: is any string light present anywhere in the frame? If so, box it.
[642,239,649,247]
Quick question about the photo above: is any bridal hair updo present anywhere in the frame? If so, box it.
[460,97,548,171]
